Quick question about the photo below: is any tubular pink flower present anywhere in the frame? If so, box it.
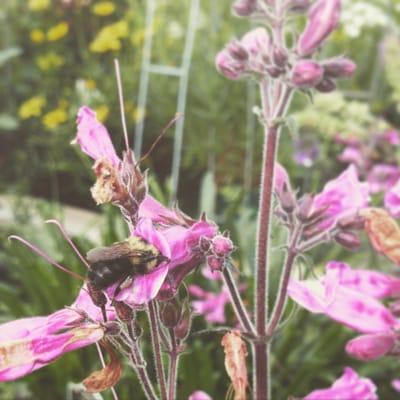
[345,332,396,361]
[288,266,397,333]
[74,106,120,166]
[384,179,400,217]
[291,60,324,88]
[189,285,230,324]
[303,367,378,400]
[0,289,107,381]
[312,164,369,230]
[297,0,342,57]
[326,261,400,299]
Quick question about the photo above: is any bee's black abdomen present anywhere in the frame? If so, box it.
[88,259,133,290]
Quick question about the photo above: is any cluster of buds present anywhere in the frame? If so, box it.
[217,0,356,93]
[198,233,235,272]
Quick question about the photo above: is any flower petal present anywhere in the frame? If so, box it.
[346,332,395,361]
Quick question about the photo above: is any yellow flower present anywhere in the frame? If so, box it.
[18,96,46,119]
[30,29,46,44]
[28,0,50,11]
[85,79,97,90]
[95,105,110,122]
[36,52,65,71]
[47,22,69,42]
[92,1,116,16]
[42,108,68,130]
[89,20,129,53]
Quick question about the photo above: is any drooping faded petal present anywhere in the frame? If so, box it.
[326,261,400,299]
[74,106,120,166]
[288,273,397,333]
[346,332,396,361]
[303,367,378,400]
[221,330,248,400]
[313,164,369,230]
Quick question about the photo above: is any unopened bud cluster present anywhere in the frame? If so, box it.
[217,0,356,93]
[199,233,235,272]
[160,298,192,341]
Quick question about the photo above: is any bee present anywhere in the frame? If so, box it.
[86,236,169,320]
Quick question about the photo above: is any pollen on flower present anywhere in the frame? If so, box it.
[47,22,69,42]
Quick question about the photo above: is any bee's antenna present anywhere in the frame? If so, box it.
[114,58,130,152]
[135,113,182,168]
[8,235,85,281]
[45,219,91,270]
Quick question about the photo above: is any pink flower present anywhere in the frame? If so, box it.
[188,390,213,400]
[367,164,400,194]
[297,0,342,57]
[74,106,120,166]
[346,332,396,361]
[312,165,369,230]
[338,146,365,169]
[384,179,400,217]
[288,265,397,333]
[291,60,324,88]
[392,379,400,393]
[326,261,400,299]
[0,289,107,381]
[303,367,378,400]
[189,285,230,324]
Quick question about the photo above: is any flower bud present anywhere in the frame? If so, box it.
[346,333,396,361]
[232,0,257,17]
[215,51,245,80]
[337,214,365,230]
[297,0,341,57]
[322,57,357,79]
[227,40,249,61]
[207,255,224,272]
[113,300,134,323]
[241,28,270,58]
[315,78,336,93]
[296,194,315,222]
[291,60,324,88]
[212,235,234,257]
[174,302,192,340]
[334,231,361,251]
[272,46,288,67]
[160,299,182,328]
[266,65,284,78]
[277,182,296,214]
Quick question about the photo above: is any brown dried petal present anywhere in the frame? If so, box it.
[83,340,122,393]
[221,330,248,400]
[360,207,400,265]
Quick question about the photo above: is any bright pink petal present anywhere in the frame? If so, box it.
[139,195,179,223]
[326,261,400,299]
[346,332,395,361]
[188,391,213,400]
[74,106,120,166]
[304,367,378,400]
[392,379,400,393]
[385,179,400,218]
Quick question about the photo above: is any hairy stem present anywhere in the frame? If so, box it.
[167,329,180,400]
[222,266,256,337]
[148,301,168,400]
[267,224,303,335]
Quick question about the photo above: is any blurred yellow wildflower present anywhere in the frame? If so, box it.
[47,22,69,41]
[95,105,110,122]
[90,20,129,53]
[42,108,68,130]
[30,29,46,44]
[18,96,46,119]
[36,53,65,71]
[85,79,97,90]
[28,0,50,11]
[92,1,116,16]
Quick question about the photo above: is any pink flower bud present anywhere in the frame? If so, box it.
[215,50,245,80]
[297,0,341,57]
[272,46,288,67]
[266,65,284,78]
[334,231,361,251]
[315,78,336,93]
[288,0,311,13]
[322,57,357,79]
[212,235,234,257]
[207,255,224,272]
[291,60,324,88]
[232,0,257,17]
[227,40,249,61]
[241,28,270,58]
[346,333,396,361]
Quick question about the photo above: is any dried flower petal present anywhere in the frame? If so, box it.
[83,340,122,393]
[361,208,400,265]
[221,330,248,400]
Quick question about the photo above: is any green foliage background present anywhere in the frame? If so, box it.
[3,0,400,399]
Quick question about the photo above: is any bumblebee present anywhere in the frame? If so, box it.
[86,236,169,297]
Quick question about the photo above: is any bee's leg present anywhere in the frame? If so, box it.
[113,275,130,299]
[87,282,108,322]
[101,306,108,323]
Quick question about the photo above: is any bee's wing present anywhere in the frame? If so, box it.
[87,241,149,263]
